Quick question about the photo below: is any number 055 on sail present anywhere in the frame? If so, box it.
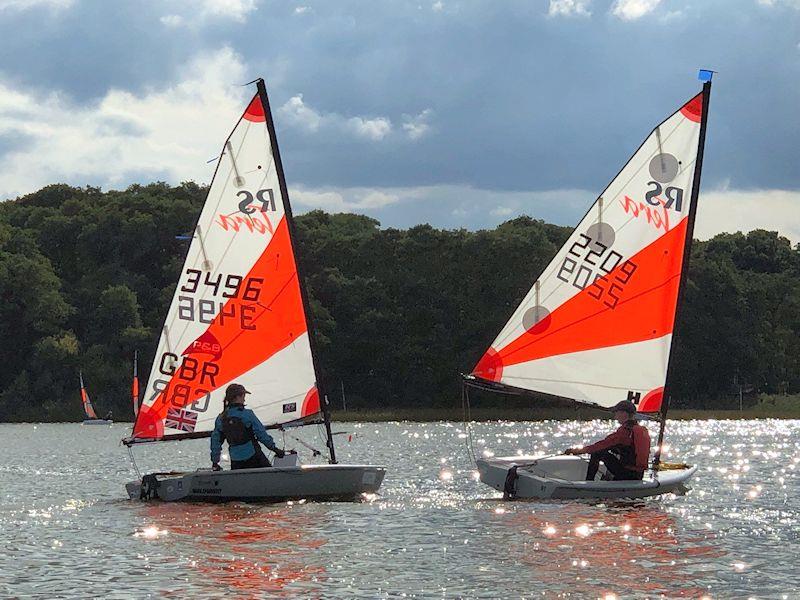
[122,80,385,503]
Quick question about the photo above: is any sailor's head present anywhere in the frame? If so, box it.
[224,383,250,406]
[610,400,637,424]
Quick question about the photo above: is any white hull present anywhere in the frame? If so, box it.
[477,455,696,500]
[126,464,386,503]
[82,419,113,425]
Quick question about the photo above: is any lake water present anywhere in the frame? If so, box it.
[0,419,797,599]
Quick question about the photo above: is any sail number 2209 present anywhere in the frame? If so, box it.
[556,233,638,309]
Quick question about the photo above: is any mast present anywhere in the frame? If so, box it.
[255,79,338,464]
[653,73,713,467]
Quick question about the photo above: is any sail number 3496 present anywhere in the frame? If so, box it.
[177,269,264,328]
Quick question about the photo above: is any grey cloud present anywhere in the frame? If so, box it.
[0,0,797,224]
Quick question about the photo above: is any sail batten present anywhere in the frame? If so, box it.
[472,88,710,414]
[130,87,322,443]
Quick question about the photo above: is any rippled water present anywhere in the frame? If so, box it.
[1,419,798,598]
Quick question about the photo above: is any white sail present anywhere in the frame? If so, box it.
[471,92,706,412]
[132,92,321,441]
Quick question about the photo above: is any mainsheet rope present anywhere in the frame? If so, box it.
[462,383,477,465]
[126,444,142,479]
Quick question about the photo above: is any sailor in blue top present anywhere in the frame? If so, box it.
[211,383,285,471]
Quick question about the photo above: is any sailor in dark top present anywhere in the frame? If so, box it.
[565,400,651,481]
[210,383,285,471]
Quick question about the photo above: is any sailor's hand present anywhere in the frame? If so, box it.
[273,448,286,458]
[564,448,579,455]
[212,462,223,471]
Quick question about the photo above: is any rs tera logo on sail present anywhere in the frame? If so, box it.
[215,188,277,235]
[620,152,686,234]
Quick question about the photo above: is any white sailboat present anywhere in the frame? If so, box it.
[123,79,385,502]
[464,72,714,500]
[80,371,112,425]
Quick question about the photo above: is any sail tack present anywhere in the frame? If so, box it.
[131,93,321,442]
[472,92,706,413]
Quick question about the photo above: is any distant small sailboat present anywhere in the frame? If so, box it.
[131,350,140,419]
[80,371,112,425]
[122,78,385,502]
[464,71,714,500]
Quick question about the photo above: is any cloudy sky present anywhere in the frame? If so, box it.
[0,0,798,239]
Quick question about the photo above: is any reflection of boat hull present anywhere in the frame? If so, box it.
[126,464,386,502]
[82,419,113,425]
[477,455,696,500]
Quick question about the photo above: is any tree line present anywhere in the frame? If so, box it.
[1,183,798,421]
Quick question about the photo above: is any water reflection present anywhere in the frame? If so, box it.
[1,421,798,598]
[496,503,723,597]
[136,502,327,598]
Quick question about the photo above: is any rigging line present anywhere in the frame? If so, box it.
[126,444,142,479]
[285,432,326,458]
[462,384,477,465]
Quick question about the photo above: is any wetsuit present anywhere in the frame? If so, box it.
[582,420,650,481]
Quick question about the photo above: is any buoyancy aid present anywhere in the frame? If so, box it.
[221,410,256,448]
[617,421,650,472]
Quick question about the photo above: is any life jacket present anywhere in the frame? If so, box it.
[221,409,256,448]
[631,422,651,472]
[617,421,650,472]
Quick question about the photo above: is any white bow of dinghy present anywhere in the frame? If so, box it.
[476,455,697,500]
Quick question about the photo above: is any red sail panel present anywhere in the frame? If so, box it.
[133,216,307,438]
[81,388,97,419]
[473,217,688,380]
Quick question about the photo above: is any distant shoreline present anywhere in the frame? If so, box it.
[331,406,800,422]
[4,398,799,425]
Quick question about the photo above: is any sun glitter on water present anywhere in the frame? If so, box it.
[134,526,168,539]
[575,524,591,537]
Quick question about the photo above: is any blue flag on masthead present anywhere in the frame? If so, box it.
[698,69,714,82]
